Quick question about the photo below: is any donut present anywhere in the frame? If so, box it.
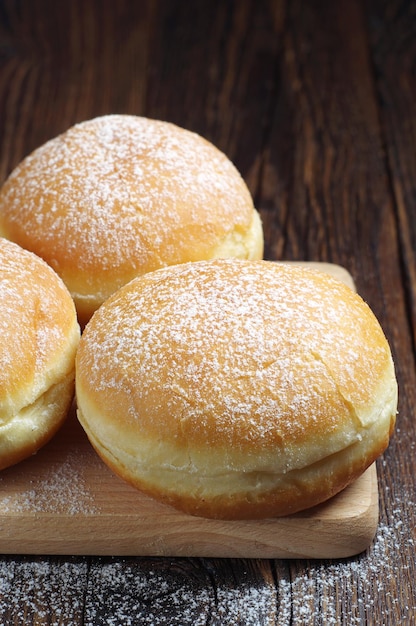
[0,115,263,325]
[0,238,80,470]
[75,259,397,519]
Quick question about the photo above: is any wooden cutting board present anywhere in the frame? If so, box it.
[0,263,379,559]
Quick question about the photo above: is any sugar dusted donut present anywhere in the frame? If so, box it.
[0,115,263,325]
[75,259,397,519]
[0,238,80,470]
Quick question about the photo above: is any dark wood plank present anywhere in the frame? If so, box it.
[363,4,416,617]
[145,0,286,188]
[82,558,279,625]
[0,0,155,176]
[0,556,89,625]
[260,0,416,622]
[365,0,416,348]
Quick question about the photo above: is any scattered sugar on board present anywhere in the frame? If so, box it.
[0,489,413,625]
[0,449,98,515]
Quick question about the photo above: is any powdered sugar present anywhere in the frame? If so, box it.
[0,488,412,625]
[0,559,88,625]
[0,449,98,515]
[278,515,416,624]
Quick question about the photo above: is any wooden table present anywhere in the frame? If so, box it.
[0,0,415,623]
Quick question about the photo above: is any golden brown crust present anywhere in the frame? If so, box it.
[76,260,397,519]
[0,115,263,325]
[0,238,80,470]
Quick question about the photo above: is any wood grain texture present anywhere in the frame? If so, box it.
[0,0,414,623]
